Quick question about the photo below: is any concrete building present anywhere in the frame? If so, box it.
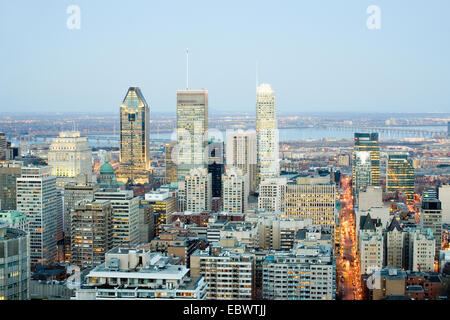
[0,223,29,300]
[176,90,208,182]
[258,177,286,213]
[226,130,257,193]
[70,200,113,269]
[222,167,249,214]
[47,131,93,186]
[262,243,335,300]
[219,222,258,249]
[74,247,207,300]
[256,83,279,184]
[190,239,255,300]
[182,168,212,213]
[117,87,150,184]
[16,166,60,266]
[94,189,140,248]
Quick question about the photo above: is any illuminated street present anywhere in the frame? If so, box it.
[337,176,364,300]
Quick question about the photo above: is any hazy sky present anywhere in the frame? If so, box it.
[1,0,449,114]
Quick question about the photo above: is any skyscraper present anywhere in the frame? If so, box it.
[47,131,93,186]
[386,153,415,202]
[183,168,212,213]
[16,166,59,266]
[420,196,442,257]
[176,90,208,182]
[0,161,22,210]
[70,200,112,269]
[353,132,380,188]
[226,130,257,194]
[353,151,372,195]
[117,87,150,185]
[256,84,279,185]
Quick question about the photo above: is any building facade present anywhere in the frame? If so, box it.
[176,90,208,182]
[222,167,249,214]
[256,84,279,184]
[117,87,150,184]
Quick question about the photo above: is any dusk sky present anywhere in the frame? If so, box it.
[1,0,449,114]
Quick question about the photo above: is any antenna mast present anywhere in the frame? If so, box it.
[186,48,189,90]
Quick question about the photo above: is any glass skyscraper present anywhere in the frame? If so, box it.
[386,153,415,202]
[117,87,150,184]
[353,132,380,190]
[176,90,208,182]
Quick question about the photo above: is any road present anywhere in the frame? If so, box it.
[336,175,364,300]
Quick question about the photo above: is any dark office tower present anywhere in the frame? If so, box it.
[208,161,224,198]
[386,153,415,203]
[353,133,380,187]
[447,121,450,137]
[165,141,177,184]
[0,161,22,210]
[117,87,150,185]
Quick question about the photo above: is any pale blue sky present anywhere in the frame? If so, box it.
[0,0,449,113]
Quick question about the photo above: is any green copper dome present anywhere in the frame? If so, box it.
[100,161,114,174]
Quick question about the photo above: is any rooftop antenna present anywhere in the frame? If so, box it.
[186,48,189,90]
[256,60,259,92]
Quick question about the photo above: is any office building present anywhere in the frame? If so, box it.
[262,244,335,300]
[176,90,208,182]
[353,132,380,186]
[352,151,372,196]
[0,223,29,300]
[222,167,249,214]
[0,133,7,161]
[0,161,22,210]
[74,247,207,300]
[144,189,176,235]
[117,87,150,184]
[94,189,140,248]
[16,166,59,266]
[226,130,257,193]
[47,131,93,185]
[256,83,279,184]
[285,178,336,228]
[70,200,112,269]
[385,218,406,269]
[386,153,415,203]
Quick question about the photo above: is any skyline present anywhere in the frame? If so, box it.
[0,1,449,114]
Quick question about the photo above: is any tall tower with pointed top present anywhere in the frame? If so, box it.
[117,87,150,184]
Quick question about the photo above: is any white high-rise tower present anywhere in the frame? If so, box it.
[256,83,279,185]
